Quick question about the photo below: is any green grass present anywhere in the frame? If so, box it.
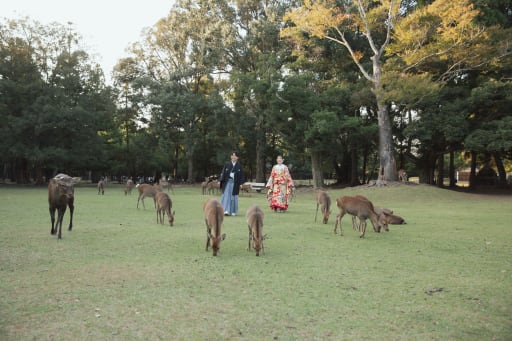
[0,183,511,340]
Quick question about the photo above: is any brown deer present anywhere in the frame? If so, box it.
[155,192,175,226]
[125,179,134,195]
[315,190,331,224]
[200,177,210,195]
[97,179,105,195]
[351,195,389,232]
[203,198,226,256]
[48,173,77,239]
[136,183,162,209]
[380,213,406,225]
[207,181,220,195]
[240,183,252,196]
[246,204,265,256]
[334,196,384,238]
[398,169,408,182]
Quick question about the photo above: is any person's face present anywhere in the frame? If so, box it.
[231,153,239,163]
[276,156,283,164]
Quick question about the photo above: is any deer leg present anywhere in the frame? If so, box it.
[205,224,211,251]
[57,208,65,239]
[247,226,252,251]
[50,207,56,235]
[68,201,74,231]
[315,203,319,222]
[360,220,367,238]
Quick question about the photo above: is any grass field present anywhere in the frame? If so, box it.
[0,183,511,340]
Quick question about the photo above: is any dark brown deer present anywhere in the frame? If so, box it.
[97,179,105,195]
[334,196,384,238]
[136,183,162,209]
[246,204,265,256]
[48,173,77,239]
[315,190,331,224]
[155,192,175,226]
[203,198,226,256]
[124,179,134,195]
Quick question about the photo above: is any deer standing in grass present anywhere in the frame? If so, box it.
[48,173,77,239]
[136,183,162,209]
[246,204,265,256]
[352,195,389,232]
[97,179,105,195]
[125,179,134,195]
[315,190,331,224]
[155,192,175,226]
[203,199,226,256]
[334,196,384,238]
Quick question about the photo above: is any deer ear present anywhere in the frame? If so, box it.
[172,210,176,215]
[221,233,226,241]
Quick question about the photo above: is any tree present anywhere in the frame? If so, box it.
[127,0,235,182]
[282,0,401,181]
[0,17,113,183]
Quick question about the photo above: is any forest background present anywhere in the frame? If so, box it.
[1,0,511,189]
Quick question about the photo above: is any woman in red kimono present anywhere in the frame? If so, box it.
[266,155,294,212]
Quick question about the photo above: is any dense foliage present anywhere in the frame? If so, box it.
[1,0,511,188]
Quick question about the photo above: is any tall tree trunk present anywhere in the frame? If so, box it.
[350,148,359,186]
[437,153,444,188]
[186,147,194,183]
[311,150,324,189]
[449,150,456,187]
[493,151,507,187]
[469,151,477,189]
[255,126,266,183]
[374,78,397,181]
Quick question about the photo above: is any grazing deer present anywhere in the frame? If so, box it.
[203,199,226,256]
[246,205,265,256]
[351,195,389,232]
[97,179,105,195]
[136,183,163,209]
[398,169,408,182]
[380,213,406,225]
[240,183,252,196]
[315,190,331,224]
[155,192,175,226]
[207,181,220,195]
[334,196,384,238]
[125,179,134,195]
[48,173,78,239]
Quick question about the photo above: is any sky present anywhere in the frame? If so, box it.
[2,0,175,84]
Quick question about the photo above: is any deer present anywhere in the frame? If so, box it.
[125,179,134,195]
[136,183,163,209]
[398,169,408,182]
[97,179,105,195]
[203,198,226,256]
[380,213,407,225]
[315,190,331,224]
[246,204,265,256]
[48,173,78,239]
[207,181,220,195]
[351,195,389,232]
[334,196,385,238]
[240,183,252,196]
[155,192,175,226]
[200,177,210,195]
